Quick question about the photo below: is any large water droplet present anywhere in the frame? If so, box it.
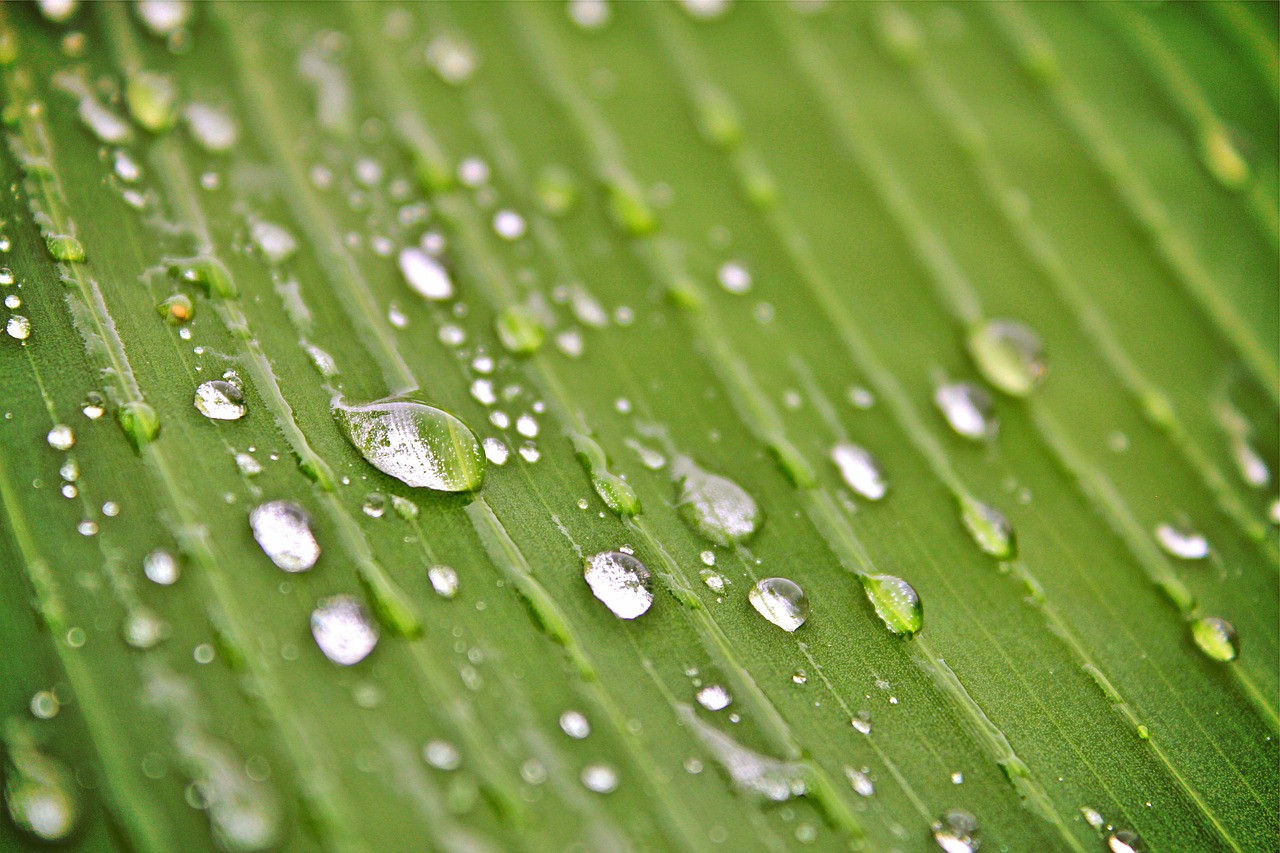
[144,549,180,585]
[249,500,320,572]
[831,443,888,501]
[45,235,85,263]
[581,764,618,794]
[967,319,1046,397]
[935,382,997,441]
[1154,523,1209,560]
[673,457,762,546]
[862,574,922,637]
[958,495,1016,560]
[696,684,732,711]
[311,595,379,665]
[334,399,485,492]
[6,315,31,340]
[3,735,79,843]
[118,401,161,449]
[45,424,74,451]
[125,69,178,133]
[1190,616,1239,662]
[1107,829,1143,853]
[583,551,653,619]
[931,808,980,853]
[428,565,459,599]
[398,247,453,301]
[748,577,808,632]
[194,380,247,421]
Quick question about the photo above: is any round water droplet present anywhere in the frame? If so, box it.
[482,437,509,466]
[492,209,526,240]
[6,315,31,340]
[967,319,1046,397]
[581,764,618,793]
[362,493,386,518]
[334,399,486,492]
[568,0,610,30]
[717,261,751,294]
[674,458,762,546]
[583,551,654,619]
[3,740,79,842]
[1107,829,1143,853]
[1154,523,1209,560]
[29,691,59,720]
[45,424,74,451]
[831,443,888,501]
[311,595,378,666]
[932,808,979,853]
[559,710,591,739]
[863,574,922,637]
[958,495,1016,560]
[194,380,246,421]
[123,606,167,650]
[125,69,177,133]
[1190,616,1239,662]
[935,382,997,441]
[250,500,320,572]
[423,740,461,771]
[144,549,179,585]
[183,102,238,153]
[0,268,12,285]
[428,565,459,599]
[748,577,808,632]
[398,247,453,301]
[696,684,732,711]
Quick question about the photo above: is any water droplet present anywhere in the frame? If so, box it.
[559,710,591,739]
[137,0,192,37]
[701,570,728,592]
[1107,829,1143,853]
[6,315,31,340]
[29,691,59,720]
[1191,616,1239,662]
[170,256,235,298]
[931,808,979,853]
[831,443,888,501]
[1201,127,1249,189]
[113,149,142,182]
[156,293,194,324]
[250,500,320,572]
[673,457,762,545]
[791,669,808,685]
[397,247,453,301]
[845,767,874,797]
[958,495,1016,559]
[495,305,545,355]
[0,268,12,285]
[535,164,579,216]
[250,220,297,265]
[125,69,177,132]
[519,442,540,463]
[1080,806,1105,829]
[967,319,1046,397]
[516,414,539,438]
[144,549,179,585]
[45,424,74,451]
[311,595,378,665]
[2,735,79,842]
[423,740,461,771]
[77,520,98,537]
[679,704,809,801]
[584,551,653,619]
[361,493,386,518]
[183,102,238,153]
[951,771,964,785]
[1230,436,1270,489]
[194,380,246,421]
[4,294,19,309]
[426,33,478,85]
[678,0,730,21]
[1154,522,1209,560]
[469,379,496,407]
[568,0,610,30]
[862,574,922,637]
[427,565,459,599]
[717,261,751,294]
[118,401,160,449]
[37,0,78,23]
[572,433,640,516]
[492,209,526,240]
[696,684,732,711]
[481,437,509,466]
[45,235,85,263]
[935,382,997,440]
[123,606,168,650]
[748,578,808,632]
[334,398,485,492]
[581,764,618,793]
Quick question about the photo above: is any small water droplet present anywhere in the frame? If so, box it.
[717,261,751,294]
[1154,522,1209,560]
[851,713,872,735]
[1080,806,1105,829]
[935,382,997,440]
[792,669,808,685]
[423,740,461,771]
[584,551,654,619]
[6,315,31,340]
[29,691,59,720]
[559,710,591,739]
[831,443,888,501]
[568,0,610,30]
[581,764,618,794]
[235,452,263,476]
[4,294,19,309]
[144,549,179,585]
[183,102,237,153]
[1190,616,1239,662]
[334,398,486,492]
[482,437,509,466]
[951,771,964,785]
[678,0,730,21]
[673,457,762,545]
[311,595,378,665]
[2,735,79,842]
[959,495,1016,559]
[1107,829,1143,853]
[492,209,526,240]
[77,520,97,537]
[425,33,478,85]
[519,442,540,463]
[398,247,453,301]
[427,565,459,599]
[125,69,177,132]
[495,305,546,355]
[1230,436,1270,489]
[250,220,297,264]
[967,319,1046,397]
[250,500,320,572]
[194,380,246,421]
[362,493,386,518]
[123,606,168,650]
[696,684,732,711]
[0,268,12,285]
[701,570,728,592]
[845,767,874,797]
[748,578,808,632]
[516,414,539,438]
[45,424,74,451]
[37,0,79,23]
[862,574,922,637]
[931,808,979,853]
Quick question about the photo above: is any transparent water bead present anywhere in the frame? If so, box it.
[194,380,247,421]
[2,736,79,842]
[935,381,997,441]
[583,551,653,619]
[45,424,74,451]
[967,319,1046,397]
[696,684,732,711]
[423,740,461,771]
[427,565,459,599]
[845,767,874,797]
[398,247,453,301]
[250,500,320,572]
[482,438,509,466]
[958,495,1016,560]
[334,399,485,492]
[931,808,980,853]
[1190,616,1239,663]
[1154,523,1208,560]
[311,596,379,666]
[581,764,618,794]
[144,549,179,585]
[831,443,888,501]
[559,710,591,739]
[717,261,751,294]
[748,578,808,632]
[1107,829,1143,853]
[863,574,923,637]
[6,315,31,340]
[673,457,762,546]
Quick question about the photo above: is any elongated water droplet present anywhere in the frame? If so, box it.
[45,235,85,263]
[845,767,874,797]
[1154,522,1209,560]
[748,577,808,632]
[398,247,453,301]
[572,433,640,516]
[194,380,246,421]
[334,398,485,492]
[118,400,160,449]
[3,733,78,843]
[862,574,922,637]
[183,102,238,153]
[696,684,732,711]
[932,808,979,853]
[45,424,74,451]
[1191,616,1239,662]
[673,457,761,545]
[494,304,545,355]
[958,495,1016,559]
[125,70,178,132]
[1107,829,1143,853]
[170,256,235,298]
[678,705,809,801]
[831,443,887,501]
[250,500,320,572]
[967,319,1046,397]
[935,382,997,441]
[1230,436,1270,489]
[428,565,459,599]
[559,711,591,739]
[584,551,653,619]
[311,595,378,665]
[581,764,618,794]
[423,740,461,771]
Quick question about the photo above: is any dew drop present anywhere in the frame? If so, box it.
[194,380,246,421]
[4,294,19,310]
[851,713,872,735]
[958,495,1016,559]
[423,740,461,771]
[1230,437,1270,489]
[425,33,478,86]
[311,595,378,666]
[2,735,79,842]
[144,549,180,585]
[1080,807,1105,829]
[845,767,874,797]
[46,235,85,263]
[748,577,808,632]
[137,0,192,37]
[118,401,160,449]
[156,293,194,324]
[362,493,386,518]
[581,764,618,794]
[183,102,238,153]
[516,414,539,438]
[696,684,732,711]
[673,457,762,545]
[967,319,1046,397]
[862,574,922,637]
[559,710,591,739]
[37,0,79,23]
[6,315,31,340]
[492,209,526,240]
[568,0,610,30]
[250,220,297,265]
[123,605,168,650]
[29,691,59,721]
[1154,522,1209,560]
[45,424,74,451]
[583,551,654,619]
[427,565,459,599]
[572,433,640,516]
[125,69,177,133]
[831,443,888,501]
[250,500,320,572]
[0,268,12,285]
[398,247,453,301]
[495,305,545,355]
[1190,616,1239,662]
[717,261,751,294]
[679,0,730,21]
[931,808,979,853]
[334,398,486,492]
[1107,829,1143,853]
[935,381,996,441]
